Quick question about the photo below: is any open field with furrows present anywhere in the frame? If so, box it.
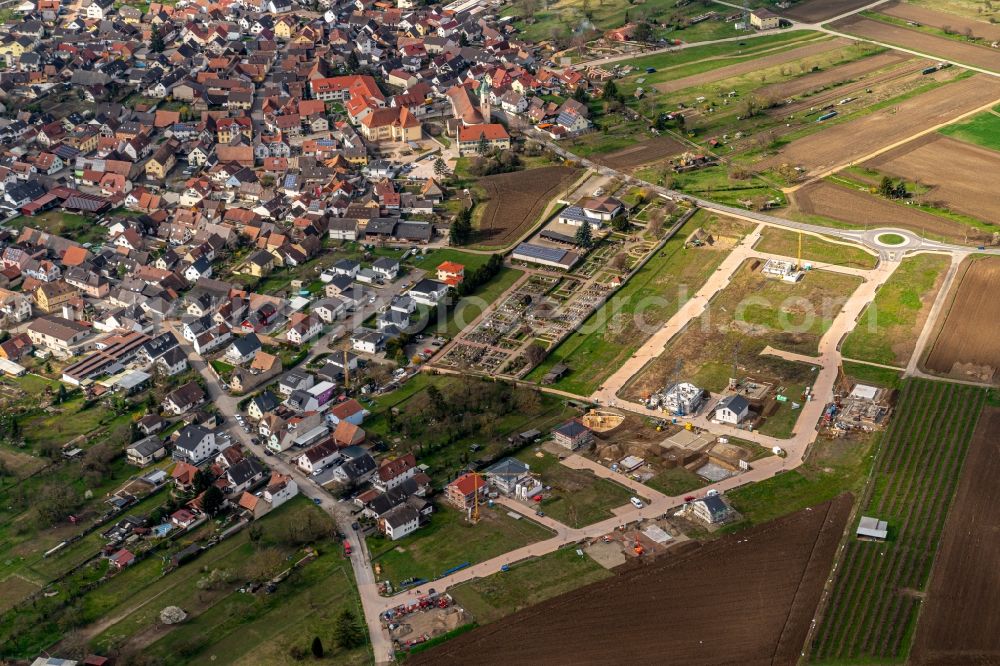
[757,50,911,102]
[753,227,878,269]
[410,496,852,665]
[924,256,1000,382]
[809,379,987,664]
[590,136,686,171]
[623,260,862,398]
[475,166,580,247]
[780,0,878,22]
[652,37,851,94]
[785,180,996,245]
[527,211,755,396]
[759,73,1000,175]
[863,133,1000,223]
[910,407,1000,665]
[842,253,950,367]
[763,54,934,118]
[905,0,1000,22]
[879,1,1000,42]
[831,14,1000,72]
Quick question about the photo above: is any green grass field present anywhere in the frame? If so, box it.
[842,254,950,367]
[516,450,633,527]
[939,107,1000,152]
[646,467,704,496]
[450,546,611,625]
[367,505,551,584]
[527,210,754,396]
[7,211,106,246]
[754,227,878,269]
[842,361,903,389]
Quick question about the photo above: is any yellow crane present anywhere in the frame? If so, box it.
[470,471,483,523]
[798,230,803,271]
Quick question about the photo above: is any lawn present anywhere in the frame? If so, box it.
[450,546,611,625]
[755,381,809,438]
[527,210,754,396]
[841,360,903,389]
[723,429,879,529]
[939,106,1000,152]
[415,248,495,274]
[646,466,704,496]
[754,227,877,269]
[516,450,633,527]
[367,505,551,584]
[842,253,950,366]
[6,210,106,246]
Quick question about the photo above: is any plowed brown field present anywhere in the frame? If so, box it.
[786,181,991,244]
[760,74,1000,174]
[783,0,875,22]
[759,51,911,102]
[653,38,848,94]
[881,1,1000,42]
[831,15,1000,72]
[410,495,853,666]
[865,133,1000,222]
[924,257,1000,381]
[594,136,686,171]
[476,166,579,246]
[911,407,1000,665]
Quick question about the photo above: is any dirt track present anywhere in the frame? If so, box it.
[759,74,1000,174]
[653,38,848,94]
[831,15,1000,72]
[410,496,852,666]
[924,257,1000,380]
[783,0,877,22]
[911,407,1000,665]
[880,1,1000,43]
[786,181,991,244]
[594,136,686,171]
[758,51,912,102]
[865,133,1000,222]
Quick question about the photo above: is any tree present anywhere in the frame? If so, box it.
[193,468,215,494]
[202,485,224,516]
[243,547,285,583]
[610,251,628,271]
[572,86,588,103]
[450,206,473,246]
[433,157,449,178]
[524,343,546,366]
[633,21,653,42]
[602,79,620,101]
[335,608,365,650]
[151,25,165,53]
[160,606,187,625]
[54,383,68,405]
[877,175,894,198]
[476,134,490,156]
[311,636,324,659]
[574,220,593,248]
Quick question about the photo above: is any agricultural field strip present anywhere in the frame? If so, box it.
[810,380,986,662]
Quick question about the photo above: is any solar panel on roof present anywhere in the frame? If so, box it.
[514,243,567,262]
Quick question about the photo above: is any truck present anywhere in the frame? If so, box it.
[343,540,352,556]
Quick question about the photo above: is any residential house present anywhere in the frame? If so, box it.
[163,380,207,415]
[172,424,219,465]
[446,472,487,510]
[126,436,167,466]
[552,420,594,451]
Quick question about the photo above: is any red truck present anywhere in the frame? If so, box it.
[343,540,352,556]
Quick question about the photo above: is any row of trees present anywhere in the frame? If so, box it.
[454,253,504,297]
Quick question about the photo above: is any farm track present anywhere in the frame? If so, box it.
[809,379,987,663]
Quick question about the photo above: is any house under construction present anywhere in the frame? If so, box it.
[646,382,705,416]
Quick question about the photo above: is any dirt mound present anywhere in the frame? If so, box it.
[410,495,853,665]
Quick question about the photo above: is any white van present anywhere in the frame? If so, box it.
[630,497,644,509]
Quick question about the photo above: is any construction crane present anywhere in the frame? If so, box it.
[341,345,351,389]
[470,471,483,523]
[797,230,803,271]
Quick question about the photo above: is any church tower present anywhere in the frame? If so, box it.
[478,82,491,123]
